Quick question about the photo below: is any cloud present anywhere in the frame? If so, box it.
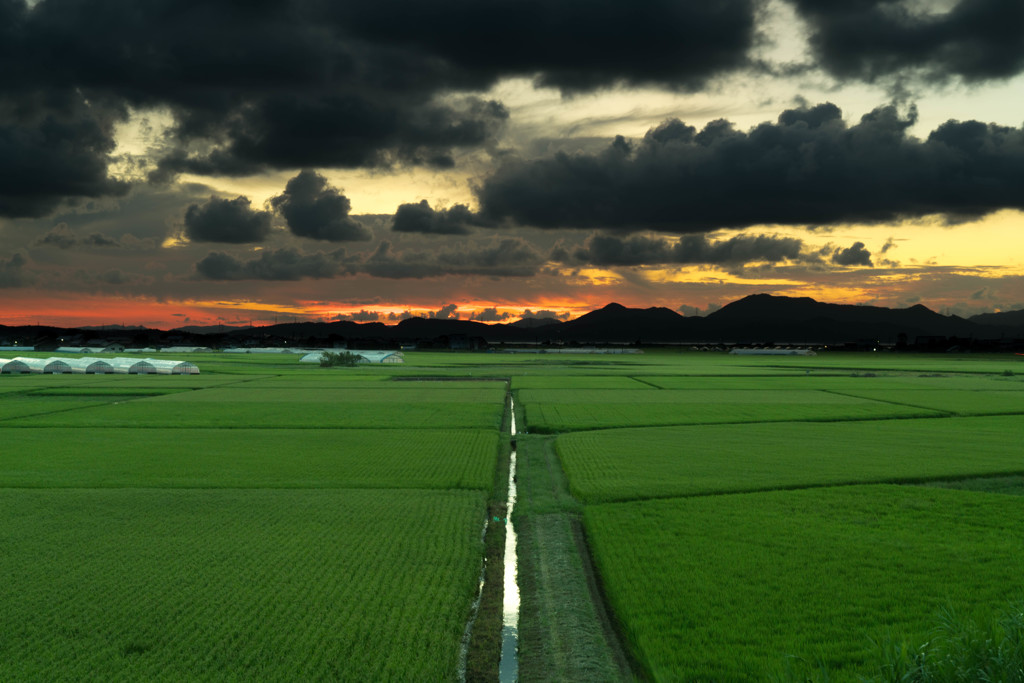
[35,224,78,249]
[334,309,380,322]
[34,223,125,249]
[359,237,546,279]
[98,269,130,285]
[0,89,129,218]
[521,309,571,321]
[338,0,761,92]
[184,196,273,243]
[471,307,511,322]
[477,103,1024,231]
[569,233,807,266]
[269,170,372,241]
[832,241,873,266]
[436,238,543,273]
[196,247,344,280]
[392,200,476,235]
[677,303,721,316]
[970,286,996,301]
[7,2,515,188]
[792,0,1024,84]
[150,96,509,181]
[429,303,459,319]
[4,0,763,193]
[83,232,120,247]
[0,252,33,288]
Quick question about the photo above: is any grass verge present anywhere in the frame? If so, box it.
[514,433,633,681]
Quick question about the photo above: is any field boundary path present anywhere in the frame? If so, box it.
[512,413,638,681]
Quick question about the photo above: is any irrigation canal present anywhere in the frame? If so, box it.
[500,396,520,681]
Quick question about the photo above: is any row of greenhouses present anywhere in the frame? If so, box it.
[0,357,200,375]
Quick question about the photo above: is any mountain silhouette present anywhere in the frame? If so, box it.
[3,294,1024,349]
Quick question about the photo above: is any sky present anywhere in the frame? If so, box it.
[2,0,1024,329]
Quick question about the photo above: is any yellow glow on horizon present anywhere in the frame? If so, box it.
[560,267,626,287]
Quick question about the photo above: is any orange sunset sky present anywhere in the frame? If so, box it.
[2,0,1023,329]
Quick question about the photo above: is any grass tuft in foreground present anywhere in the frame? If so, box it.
[867,603,1024,683]
[776,602,1024,682]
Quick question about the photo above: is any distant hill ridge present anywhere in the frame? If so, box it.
[2,294,1024,347]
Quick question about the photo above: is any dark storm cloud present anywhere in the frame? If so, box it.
[2,0,513,205]
[184,196,273,244]
[791,0,1024,83]
[478,103,1024,232]
[569,233,806,266]
[2,0,764,206]
[196,248,344,281]
[392,201,478,235]
[338,0,761,92]
[269,170,372,242]
[150,96,510,181]
[359,238,545,279]
[832,241,873,266]
[11,0,514,181]
[0,89,129,218]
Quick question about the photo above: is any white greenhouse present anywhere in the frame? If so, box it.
[143,358,200,375]
[14,357,72,373]
[0,358,31,374]
[299,350,404,364]
[0,356,199,376]
[109,358,157,374]
[62,357,115,374]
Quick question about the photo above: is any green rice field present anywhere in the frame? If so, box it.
[0,487,485,681]
[585,485,1024,681]
[557,415,1024,502]
[0,357,505,680]
[520,387,941,432]
[0,428,499,489]
[2,349,1022,681]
